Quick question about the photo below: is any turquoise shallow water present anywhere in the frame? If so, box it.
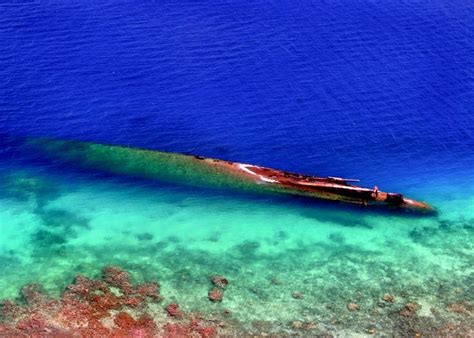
[0,144,472,335]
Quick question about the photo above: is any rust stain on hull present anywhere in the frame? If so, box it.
[198,157,434,213]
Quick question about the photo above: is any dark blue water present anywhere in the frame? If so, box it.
[1,1,473,193]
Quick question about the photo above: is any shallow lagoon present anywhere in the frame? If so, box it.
[0,144,472,335]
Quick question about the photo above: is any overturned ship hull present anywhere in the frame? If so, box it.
[27,138,434,213]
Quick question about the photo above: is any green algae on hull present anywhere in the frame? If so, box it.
[26,138,260,190]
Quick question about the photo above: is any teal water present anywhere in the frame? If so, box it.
[0,150,472,334]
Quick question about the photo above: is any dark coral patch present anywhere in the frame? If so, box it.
[3,172,60,204]
[234,240,261,258]
[136,232,154,241]
[32,229,68,247]
[39,208,90,230]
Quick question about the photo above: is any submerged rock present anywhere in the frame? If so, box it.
[383,294,395,303]
[347,303,359,311]
[208,288,223,302]
[400,302,420,317]
[165,303,183,318]
[211,275,229,289]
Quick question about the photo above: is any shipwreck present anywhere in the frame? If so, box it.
[26,138,435,213]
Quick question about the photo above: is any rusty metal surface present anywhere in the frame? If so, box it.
[201,157,434,213]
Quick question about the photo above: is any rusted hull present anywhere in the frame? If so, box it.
[198,158,434,212]
[26,138,435,213]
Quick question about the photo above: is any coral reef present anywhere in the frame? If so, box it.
[0,266,221,337]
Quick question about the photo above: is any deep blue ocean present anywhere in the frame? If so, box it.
[1,1,473,189]
[0,1,473,335]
